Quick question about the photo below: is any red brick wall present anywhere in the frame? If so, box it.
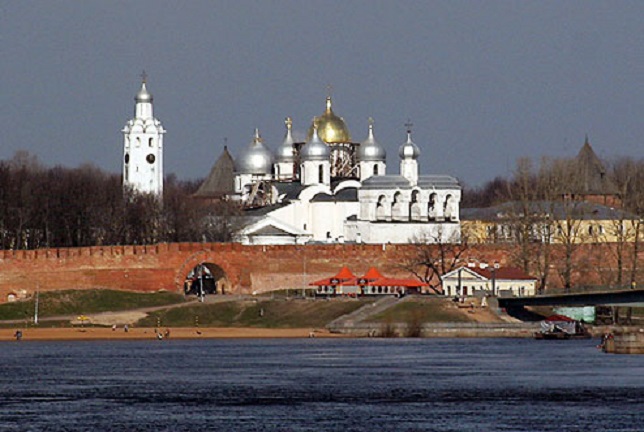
[0,241,637,303]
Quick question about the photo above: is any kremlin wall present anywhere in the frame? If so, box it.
[0,243,516,303]
[1,241,635,304]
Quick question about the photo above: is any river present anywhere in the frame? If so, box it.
[1,338,642,431]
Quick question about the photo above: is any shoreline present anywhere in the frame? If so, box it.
[0,327,348,342]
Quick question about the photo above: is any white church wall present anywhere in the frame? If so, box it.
[359,161,386,181]
[266,201,303,231]
[345,221,461,244]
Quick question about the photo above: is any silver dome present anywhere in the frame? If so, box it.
[235,128,274,174]
[275,117,296,163]
[135,82,153,103]
[398,130,420,160]
[357,120,386,162]
[300,123,330,161]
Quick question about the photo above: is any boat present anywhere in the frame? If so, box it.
[534,314,592,340]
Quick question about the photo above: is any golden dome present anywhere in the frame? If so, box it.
[307,96,352,143]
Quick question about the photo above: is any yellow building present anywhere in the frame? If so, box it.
[461,201,641,245]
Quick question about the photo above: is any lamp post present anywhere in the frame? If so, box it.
[198,264,205,302]
[302,245,307,298]
[34,284,39,325]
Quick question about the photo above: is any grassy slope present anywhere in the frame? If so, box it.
[138,298,371,328]
[2,288,640,328]
[367,299,475,324]
[0,290,186,320]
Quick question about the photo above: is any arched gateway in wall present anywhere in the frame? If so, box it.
[174,249,234,296]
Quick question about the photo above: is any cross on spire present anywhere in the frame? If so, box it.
[140,70,148,84]
[404,119,414,133]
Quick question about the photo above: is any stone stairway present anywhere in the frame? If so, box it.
[326,296,400,332]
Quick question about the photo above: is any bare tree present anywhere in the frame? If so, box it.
[400,225,470,294]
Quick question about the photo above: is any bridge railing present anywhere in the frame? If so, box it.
[537,284,637,297]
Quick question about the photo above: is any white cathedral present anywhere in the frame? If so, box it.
[122,77,462,245]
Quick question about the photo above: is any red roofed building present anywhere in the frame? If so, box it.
[441,265,537,298]
[311,267,428,297]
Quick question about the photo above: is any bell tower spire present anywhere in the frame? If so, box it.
[122,72,165,196]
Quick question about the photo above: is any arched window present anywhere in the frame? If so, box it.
[410,190,421,221]
[318,165,324,184]
[373,165,379,176]
[148,138,154,147]
[376,195,388,221]
[392,192,404,220]
[428,193,437,220]
[444,195,453,220]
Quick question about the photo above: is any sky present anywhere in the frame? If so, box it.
[2,1,643,187]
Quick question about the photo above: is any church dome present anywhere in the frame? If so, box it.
[358,119,386,162]
[135,82,153,103]
[398,129,420,160]
[307,96,351,143]
[300,123,330,161]
[275,117,296,163]
[235,128,274,174]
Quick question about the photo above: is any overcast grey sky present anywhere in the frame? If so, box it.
[2,1,643,187]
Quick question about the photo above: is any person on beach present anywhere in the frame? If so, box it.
[14,330,22,341]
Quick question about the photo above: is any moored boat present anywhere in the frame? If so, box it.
[534,314,591,340]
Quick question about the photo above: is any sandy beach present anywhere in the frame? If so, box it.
[0,327,348,342]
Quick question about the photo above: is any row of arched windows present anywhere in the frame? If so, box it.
[375,192,457,222]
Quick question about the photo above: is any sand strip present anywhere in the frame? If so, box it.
[0,327,347,342]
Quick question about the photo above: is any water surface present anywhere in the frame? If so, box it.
[1,338,642,431]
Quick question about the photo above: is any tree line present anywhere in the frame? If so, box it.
[0,151,238,250]
[408,155,644,292]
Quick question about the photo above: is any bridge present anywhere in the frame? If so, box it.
[498,287,644,308]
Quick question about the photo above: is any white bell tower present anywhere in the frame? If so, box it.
[122,72,165,196]
[399,124,420,187]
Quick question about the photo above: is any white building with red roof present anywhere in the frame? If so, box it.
[441,264,537,298]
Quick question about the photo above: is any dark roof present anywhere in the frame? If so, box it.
[242,202,290,217]
[574,138,617,195]
[311,193,334,202]
[417,175,461,189]
[311,187,358,202]
[461,200,637,222]
[468,266,536,281]
[251,225,295,237]
[361,175,411,190]
[193,146,235,198]
[273,181,306,200]
[336,187,358,201]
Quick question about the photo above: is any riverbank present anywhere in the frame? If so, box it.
[0,327,348,342]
